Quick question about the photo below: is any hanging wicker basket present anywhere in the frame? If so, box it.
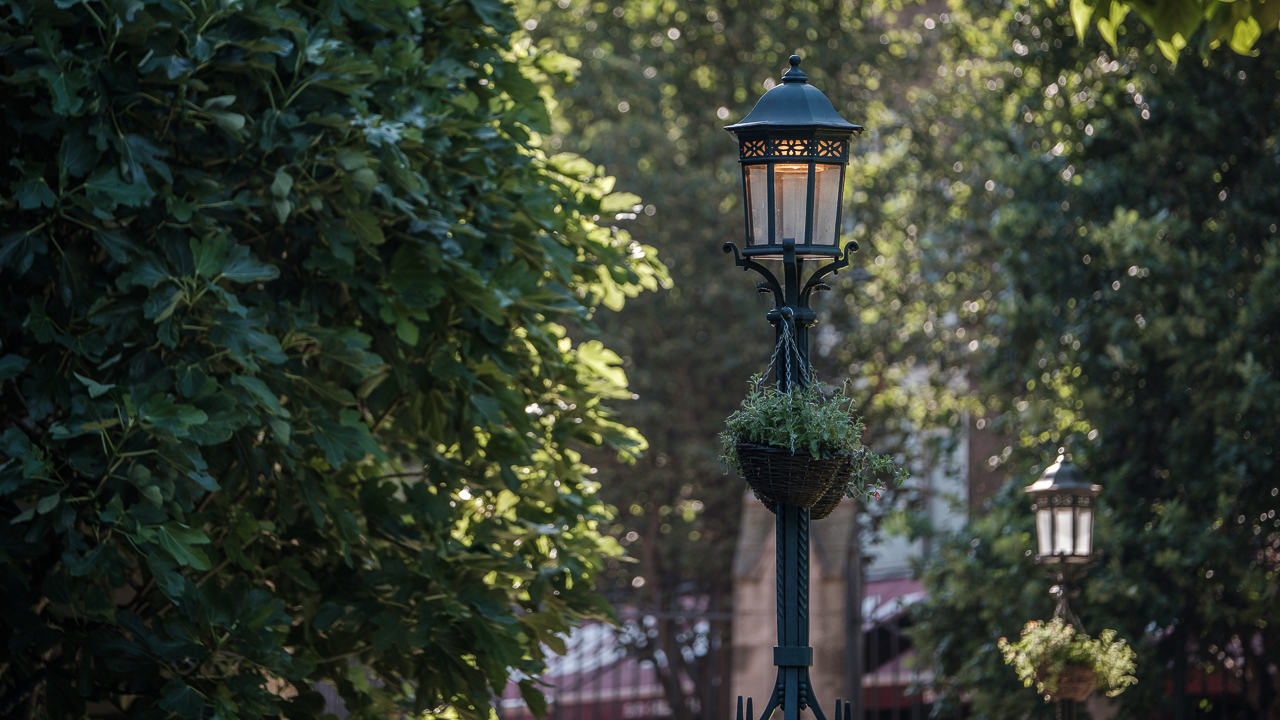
[736,443,846,509]
[808,483,844,520]
[1038,664,1096,702]
[809,459,853,519]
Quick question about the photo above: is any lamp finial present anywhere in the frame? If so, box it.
[781,55,807,83]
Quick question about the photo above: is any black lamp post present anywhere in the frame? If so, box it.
[1026,454,1100,567]
[725,56,862,720]
[1025,451,1101,622]
[1025,452,1101,719]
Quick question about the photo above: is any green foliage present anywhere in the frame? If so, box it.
[719,375,905,501]
[0,0,665,716]
[891,0,1280,715]
[998,618,1138,697]
[1064,0,1280,61]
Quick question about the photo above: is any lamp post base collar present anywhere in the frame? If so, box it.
[773,645,814,667]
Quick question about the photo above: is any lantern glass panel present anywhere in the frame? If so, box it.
[1053,507,1074,555]
[745,165,769,247]
[774,164,810,243]
[810,164,842,246]
[1075,508,1093,556]
[1036,508,1052,556]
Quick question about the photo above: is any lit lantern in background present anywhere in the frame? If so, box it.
[1025,454,1101,563]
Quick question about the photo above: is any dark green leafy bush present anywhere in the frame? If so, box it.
[0,0,664,717]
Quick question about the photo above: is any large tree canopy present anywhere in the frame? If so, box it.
[0,0,665,717]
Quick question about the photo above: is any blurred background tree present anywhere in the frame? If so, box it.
[853,0,1280,717]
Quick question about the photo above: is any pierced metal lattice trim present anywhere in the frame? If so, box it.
[814,139,844,157]
[775,139,809,156]
[738,138,849,160]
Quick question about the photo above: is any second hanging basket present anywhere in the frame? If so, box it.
[1039,664,1096,702]
[736,442,847,509]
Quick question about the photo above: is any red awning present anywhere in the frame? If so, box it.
[862,577,927,631]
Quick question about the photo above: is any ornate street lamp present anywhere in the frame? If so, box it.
[1026,452,1102,720]
[726,56,861,720]
[726,55,861,261]
[1025,454,1101,565]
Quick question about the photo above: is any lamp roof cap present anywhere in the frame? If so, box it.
[1025,455,1102,495]
[724,56,862,134]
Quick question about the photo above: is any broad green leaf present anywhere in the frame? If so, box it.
[13,178,56,209]
[600,191,642,213]
[59,131,100,178]
[272,198,291,224]
[0,354,29,382]
[73,372,115,398]
[576,339,628,388]
[191,236,227,278]
[94,229,137,263]
[471,395,505,426]
[1069,0,1094,40]
[350,167,379,192]
[143,287,184,322]
[85,167,155,208]
[335,149,368,171]
[123,134,172,183]
[449,91,480,111]
[117,253,170,288]
[203,95,236,109]
[36,66,87,115]
[271,168,293,198]
[231,375,290,417]
[158,677,206,718]
[1229,15,1261,54]
[517,679,548,718]
[1097,1,1131,51]
[220,244,279,282]
[143,394,210,438]
[158,522,212,570]
[208,110,246,135]
[209,314,287,365]
[313,419,371,467]
[347,210,385,245]
[468,0,515,30]
[146,553,187,598]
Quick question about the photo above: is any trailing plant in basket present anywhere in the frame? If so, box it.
[720,375,906,501]
[998,618,1138,698]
